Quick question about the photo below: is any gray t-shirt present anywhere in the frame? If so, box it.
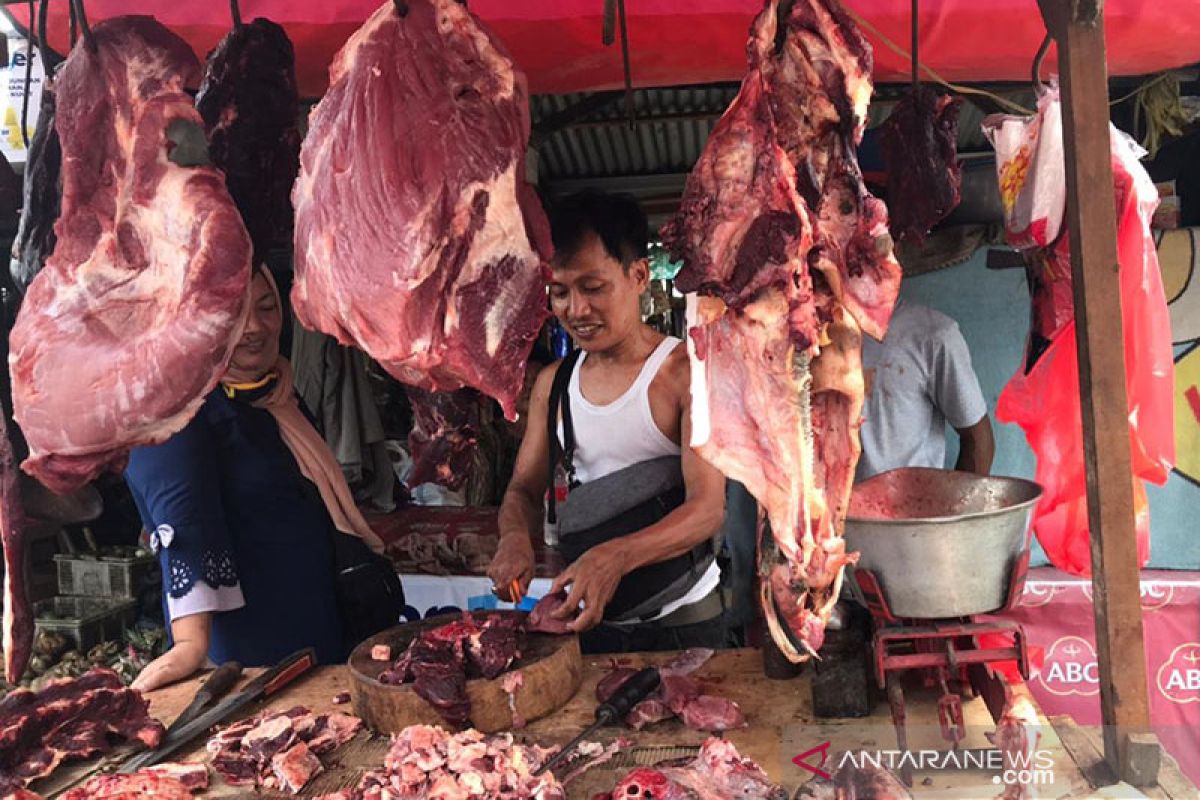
[856,299,988,481]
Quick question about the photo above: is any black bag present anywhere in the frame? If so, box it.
[330,531,406,649]
[547,352,715,624]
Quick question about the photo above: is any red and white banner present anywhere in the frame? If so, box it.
[993,568,1200,786]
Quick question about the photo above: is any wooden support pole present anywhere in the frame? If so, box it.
[1035,0,1155,785]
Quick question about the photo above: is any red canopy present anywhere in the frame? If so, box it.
[9,0,1199,96]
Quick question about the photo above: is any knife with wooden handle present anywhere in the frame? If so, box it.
[164,660,243,737]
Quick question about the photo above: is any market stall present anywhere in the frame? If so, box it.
[0,0,1197,796]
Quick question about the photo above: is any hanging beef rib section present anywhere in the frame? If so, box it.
[8,17,252,494]
[292,0,550,420]
[663,0,900,662]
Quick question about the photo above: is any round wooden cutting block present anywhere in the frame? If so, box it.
[348,610,582,734]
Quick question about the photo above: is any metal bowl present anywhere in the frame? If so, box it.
[843,468,1043,619]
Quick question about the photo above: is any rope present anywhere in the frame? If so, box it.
[841,5,1033,115]
[19,0,32,149]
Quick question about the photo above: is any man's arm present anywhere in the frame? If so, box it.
[551,353,726,630]
[954,415,995,475]
[489,363,557,597]
[931,317,993,476]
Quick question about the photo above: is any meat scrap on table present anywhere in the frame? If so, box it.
[599,737,787,800]
[660,0,902,664]
[55,762,210,800]
[377,612,525,727]
[204,705,363,794]
[0,669,164,795]
[313,724,566,800]
[596,649,745,733]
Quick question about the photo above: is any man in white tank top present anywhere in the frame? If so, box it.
[488,191,729,653]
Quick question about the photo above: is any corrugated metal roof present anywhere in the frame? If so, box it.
[532,86,739,182]
[530,84,1025,193]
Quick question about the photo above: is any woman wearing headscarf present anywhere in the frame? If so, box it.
[127,268,393,691]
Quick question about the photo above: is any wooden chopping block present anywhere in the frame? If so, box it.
[348,611,582,734]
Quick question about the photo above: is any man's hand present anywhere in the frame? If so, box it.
[549,542,629,632]
[488,533,535,602]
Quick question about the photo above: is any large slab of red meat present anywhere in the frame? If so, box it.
[291,0,551,421]
[196,16,301,263]
[8,17,252,493]
[0,669,165,794]
[662,0,901,663]
[882,86,963,244]
[0,409,30,685]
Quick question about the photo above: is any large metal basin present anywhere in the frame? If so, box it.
[844,468,1043,619]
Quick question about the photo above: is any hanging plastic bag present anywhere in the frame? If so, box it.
[985,89,1066,250]
[985,84,1175,577]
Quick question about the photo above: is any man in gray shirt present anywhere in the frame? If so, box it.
[856,298,995,480]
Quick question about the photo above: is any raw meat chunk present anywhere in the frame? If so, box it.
[271,741,323,794]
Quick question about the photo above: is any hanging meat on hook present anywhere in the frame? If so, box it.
[196,4,301,263]
[8,15,252,493]
[662,0,900,663]
[11,0,63,295]
[881,86,963,244]
[291,0,550,421]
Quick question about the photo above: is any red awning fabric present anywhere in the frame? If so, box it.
[8,0,1199,97]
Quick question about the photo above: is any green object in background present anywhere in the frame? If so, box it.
[648,241,682,280]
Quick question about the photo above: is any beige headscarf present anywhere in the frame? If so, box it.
[222,269,385,554]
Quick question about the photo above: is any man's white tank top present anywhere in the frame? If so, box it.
[557,336,721,624]
[564,336,682,484]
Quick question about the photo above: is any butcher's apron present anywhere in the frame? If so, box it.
[546,350,718,624]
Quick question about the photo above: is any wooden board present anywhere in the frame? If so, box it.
[347,611,583,734]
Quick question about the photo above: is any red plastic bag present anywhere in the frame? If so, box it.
[987,85,1175,577]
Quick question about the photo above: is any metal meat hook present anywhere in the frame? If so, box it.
[230,0,244,31]
[1032,32,1053,90]
[70,0,97,54]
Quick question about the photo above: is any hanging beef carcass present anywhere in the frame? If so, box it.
[881,86,963,244]
[7,17,253,494]
[662,0,901,662]
[196,16,301,263]
[292,0,551,420]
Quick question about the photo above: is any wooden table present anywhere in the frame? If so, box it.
[131,648,1108,799]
